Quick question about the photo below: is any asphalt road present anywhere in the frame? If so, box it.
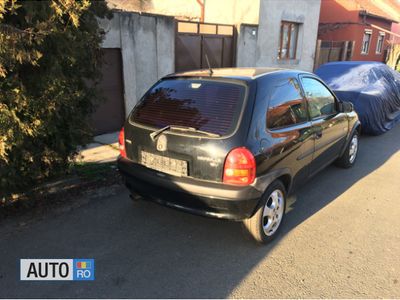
[0,125,399,298]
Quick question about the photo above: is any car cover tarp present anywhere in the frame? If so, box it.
[315,61,400,135]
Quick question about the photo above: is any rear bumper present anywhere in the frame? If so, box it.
[117,157,262,220]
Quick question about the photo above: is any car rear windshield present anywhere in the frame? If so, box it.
[130,79,246,136]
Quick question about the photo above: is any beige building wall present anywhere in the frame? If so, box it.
[107,0,259,24]
[108,0,202,21]
[204,0,259,25]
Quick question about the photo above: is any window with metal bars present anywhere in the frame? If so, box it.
[376,32,385,54]
[362,30,372,54]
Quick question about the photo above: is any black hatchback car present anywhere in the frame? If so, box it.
[118,68,360,243]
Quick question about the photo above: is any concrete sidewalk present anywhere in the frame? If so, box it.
[77,131,119,163]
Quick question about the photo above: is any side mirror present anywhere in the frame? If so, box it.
[338,101,354,113]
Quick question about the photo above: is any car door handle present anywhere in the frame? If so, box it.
[314,131,323,139]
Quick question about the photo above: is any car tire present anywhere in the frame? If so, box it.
[335,131,359,168]
[242,180,286,244]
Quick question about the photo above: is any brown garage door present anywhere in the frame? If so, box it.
[175,21,235,72]
[91,48,125,135]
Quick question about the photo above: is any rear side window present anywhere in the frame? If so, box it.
[267,78,308,129]
[131,79,245,136]
[301,77,336,118]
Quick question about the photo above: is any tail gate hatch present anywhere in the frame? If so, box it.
[124,78,247,182]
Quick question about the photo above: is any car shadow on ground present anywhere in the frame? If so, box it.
[0,125,399,298]
[283,125,400,238]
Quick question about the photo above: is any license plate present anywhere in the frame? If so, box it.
[140,151,188,177]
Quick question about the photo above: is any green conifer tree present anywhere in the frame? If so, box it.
[0,0,111,196]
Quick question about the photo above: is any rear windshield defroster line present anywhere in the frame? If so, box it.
[130,79,246,136]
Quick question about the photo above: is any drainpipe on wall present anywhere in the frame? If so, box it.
[196,0,205,22]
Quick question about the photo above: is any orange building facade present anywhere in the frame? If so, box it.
[318,0,399,62]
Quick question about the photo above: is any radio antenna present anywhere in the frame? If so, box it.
[205,54,213,76]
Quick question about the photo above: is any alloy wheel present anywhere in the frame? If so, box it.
[262,189,285,236]
[349,134,358,164]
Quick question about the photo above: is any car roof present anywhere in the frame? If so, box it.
[164,67,310,82]
[317,61,385,68]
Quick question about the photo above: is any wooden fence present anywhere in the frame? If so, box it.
[314,40,355,70]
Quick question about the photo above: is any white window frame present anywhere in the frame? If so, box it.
[361,29,372,54]
[376,32,385,54]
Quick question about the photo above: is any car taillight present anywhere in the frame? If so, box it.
[118,127,127,158]
[223,147,256,185]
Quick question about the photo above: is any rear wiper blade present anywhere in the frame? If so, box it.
[170,126,221,138]
[150,125,171,141]
[150,125,220,140]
